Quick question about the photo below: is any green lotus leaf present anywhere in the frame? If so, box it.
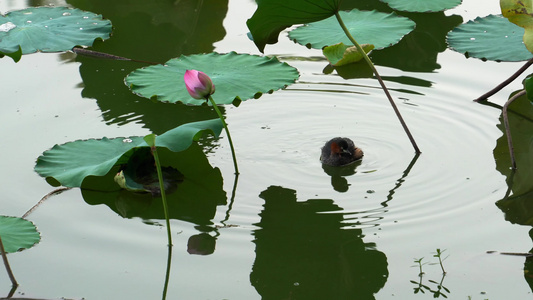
[34,119,223,188]
[288,9,415,50]
[125,52,299,106]
[0,7,112,61]
[0,216,40,253]
[447,15,533,62]
[246,0,341,52]
[379,0,462,12]
[501,0,533,53]
[323,42,374,66]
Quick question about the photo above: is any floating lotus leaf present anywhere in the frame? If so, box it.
[125,52,299,106]
[246,0,341,52]
[501,0,533,53]
[289,9,415,50]
[0,216,40,253]
[34,119,223,188]
[323,42,374,66]
[447,15,533,62]
[0,7,112,62]
[379,0,462,12]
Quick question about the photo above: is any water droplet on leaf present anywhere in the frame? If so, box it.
[0,22,16,32]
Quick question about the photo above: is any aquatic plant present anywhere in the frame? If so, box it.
[446,0,533,169]
[0,7,111,61]
[2,0,532,298]
[412,257,427,276]
[0,216,41,287]
[247,0,425,153]
[184,70,239,174]
[35,119,223,188]
[432,248,448,274]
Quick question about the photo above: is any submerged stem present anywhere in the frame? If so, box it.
[208,95,240,175]
[334,11,420,154]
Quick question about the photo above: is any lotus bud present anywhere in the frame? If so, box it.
[184,69,215,100]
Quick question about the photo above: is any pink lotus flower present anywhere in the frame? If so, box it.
[184,69,215,100]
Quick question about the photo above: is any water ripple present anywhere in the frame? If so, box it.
[225,61,505,232]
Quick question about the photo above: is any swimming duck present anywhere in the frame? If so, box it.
[320,137,363,166]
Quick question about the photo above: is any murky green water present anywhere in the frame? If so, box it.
[1,0,533,299]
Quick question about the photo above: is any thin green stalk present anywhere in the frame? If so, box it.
[150,143,173,246]
[208,95,240,174]
[146,136,173,300]
[0,235,18,287]
[433,248,447,274]
[334,11,421,154]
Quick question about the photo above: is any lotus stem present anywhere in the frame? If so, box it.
[334,11,421,154]
[162,243,172,300]
[22,187,71,219]
[474,58,533,102]
[208,95,240,175]
[144,135,173,247]
[503,89,526,170]
[0,235,18,287]
[145,135,173,300]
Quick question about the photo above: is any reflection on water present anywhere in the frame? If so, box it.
[410,274,449,298]
[66,0,228,131]
[494,93,533,225]
[493,91,533,294]
[251,186,388,299]
[80,145,226,251]
[2,0,531,298]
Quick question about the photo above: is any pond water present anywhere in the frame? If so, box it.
[1,0,533,299]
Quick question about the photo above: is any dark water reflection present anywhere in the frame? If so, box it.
[494,93,533,225]
[251,186,388,300]
[80,145,226,243]
[493,92,533,293]
[66,0,228,132]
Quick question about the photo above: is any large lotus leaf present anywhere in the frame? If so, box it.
[34,119,223,188]
[501,0,533,53]
[288,9,415,50]
[0,7,112,61]
[447,15,533,62]
[125,52,299,106]
[0,216,40,253]
[379,0,461,12]
[246,0,341,52]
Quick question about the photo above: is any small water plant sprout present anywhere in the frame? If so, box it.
[412,257,427,277]
[432,248,448,274]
